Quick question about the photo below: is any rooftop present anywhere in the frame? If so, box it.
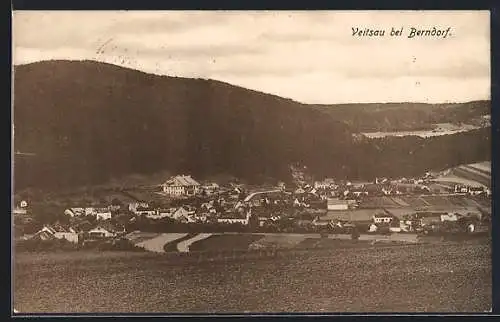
[164,175,201,187]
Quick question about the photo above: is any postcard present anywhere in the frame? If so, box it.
[12,10,491,314]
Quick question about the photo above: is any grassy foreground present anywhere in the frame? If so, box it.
[14,240,491,313]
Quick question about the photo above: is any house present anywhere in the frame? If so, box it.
[52,225,79,243]
[375,177,389,184]
[351,190,369,198]
[372,213,394,224]
[419,185,431,193]
[327,198,349,211]
[128,202,149,213]
[96,209,112,221]
[71,220,93,233]
[13,206,27,216]
[314,179,335,190]
[161,175,201,196]
[441,213,460,222]
[135,206,156,217]
[468,186,485,196]
[217,211,251,225]
[234,201,248,212]
[171,206,196,223]
[311,216,333,228]
[201,183,220,195]
[416,212,443,226]
[88,223,124,239]
[108,204,121,212]
[294,187,306,194]
[30,228,57,241]
[64,208,85,217]
[381,187,393,196]
[293,198,309,208]
[85,207,97,216]
[454,185,469,194]
[192,212,208,223]
[146,208,175,220]
[32,225,79,243]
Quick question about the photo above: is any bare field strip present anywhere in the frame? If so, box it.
[14,240,491,313]
[136,233,188,253]
[451,168,490,188]
[125,232,162,244]
[189,234,265,252]
[460,165,491,179]
[249,234,307,250]
[421,196,456,208]
[468,162,491,174]
[177,233,213,252]
[390,197,410,207]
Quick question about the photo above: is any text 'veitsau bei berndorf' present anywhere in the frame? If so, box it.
[351,27,452,39]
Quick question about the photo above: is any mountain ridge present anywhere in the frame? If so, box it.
[14,59,489,107]
[13,60,491,191]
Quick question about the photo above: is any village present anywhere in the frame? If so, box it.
[13,161,492,250]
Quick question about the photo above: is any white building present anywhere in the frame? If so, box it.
[327,198,349,211]
[373,214,394,224]
[36,225,79,243]
[64,208,85,217]
[171,206,196,223]
[128,202,149,213]
[96,210,112,221]
[161,175,201,196]
[13,207,27,215]
[88,224,124,239]
[440,213,459,222]
[85,207,97,216]
[314,179,335,190]
[217,212,251,226]
[201,183,220,195]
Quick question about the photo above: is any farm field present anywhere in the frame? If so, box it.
[294,238,374,249]
[125,231,162,244]
[420,196,457,208]
[249,234,307,250]
[359,196,402,208]
[323,209,380,222]
[135,233,188,253]
[468,162,491,174]
[190,234,265,252]
[14,239,491,313]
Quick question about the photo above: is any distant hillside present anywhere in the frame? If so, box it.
[13,60,491,191]
[311,101,490,132]
[13,60,353,190]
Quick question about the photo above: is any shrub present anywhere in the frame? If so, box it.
[15,238,79,252]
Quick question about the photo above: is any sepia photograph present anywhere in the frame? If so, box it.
[12,10,492,314]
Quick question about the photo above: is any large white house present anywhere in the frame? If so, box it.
[161,175,201,196]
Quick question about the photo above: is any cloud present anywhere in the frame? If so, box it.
[12,10,490,104]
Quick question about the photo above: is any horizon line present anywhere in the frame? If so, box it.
[13,59,491,106]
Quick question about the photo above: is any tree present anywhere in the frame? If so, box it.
[111,198,123,206]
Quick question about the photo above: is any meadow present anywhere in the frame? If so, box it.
[14,238,491,313]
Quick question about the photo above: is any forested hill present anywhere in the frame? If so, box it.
[13,60,352,189]
[13,60,491,191]
[311,101,490,132]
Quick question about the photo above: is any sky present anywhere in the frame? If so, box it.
[12,11,490,104]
